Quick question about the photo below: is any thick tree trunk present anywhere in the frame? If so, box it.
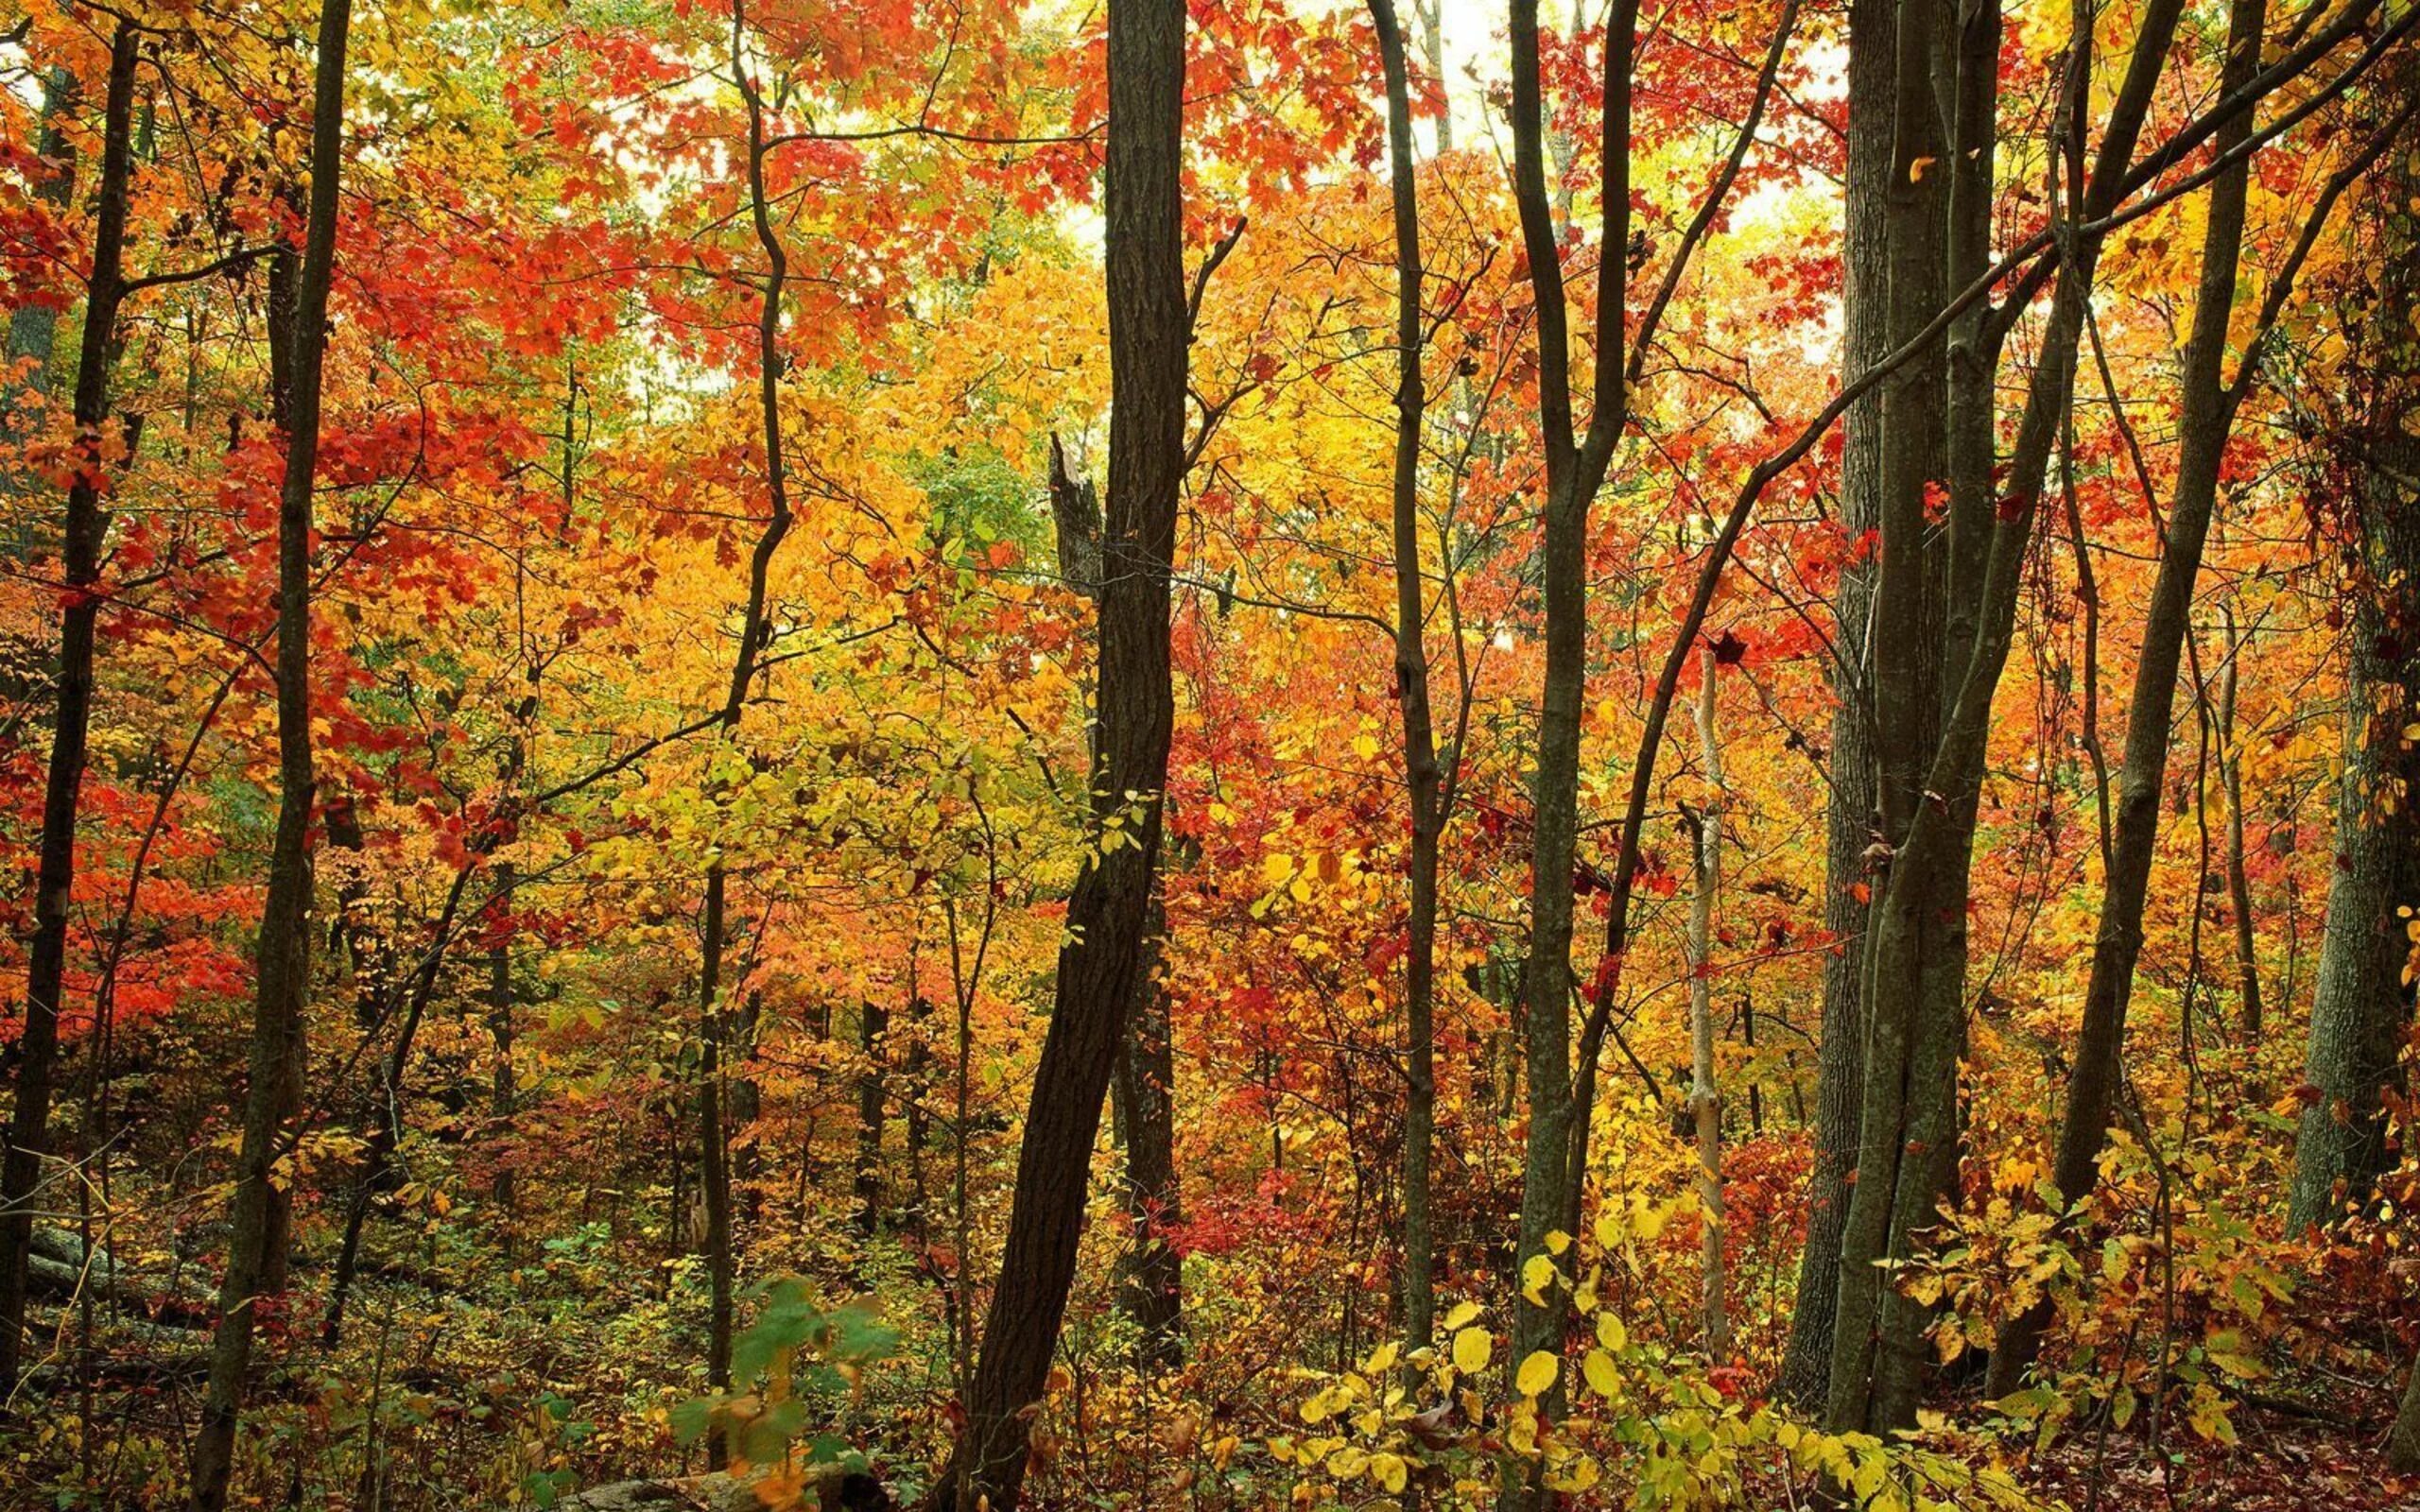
[0,22,136,1403]
[1987,1,2264,1389]
[1776,0,1890,1410]
[2287,54,2420,1228]
[1369,0,1444,1358]
[1829,0,2187,1436]
[189,6,351,1506]
[2394,1349,2420,1474]
[928,2,1186,1503]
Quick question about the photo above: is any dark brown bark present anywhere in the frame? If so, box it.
[190,5,351,1505]
[2218,618,2262,1037]
[1505,0,1638,1435]
[1112,898,1182,1366]
[927,1,1186,1502]
[854,999,888,1236]
[1368,0,1444,1357]
[1777,0,1891,1409]
[0,22,137,1403]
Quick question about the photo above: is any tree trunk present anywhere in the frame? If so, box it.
[2393,1349,2420,1474]
[855,999,888,1236]
[1504,0,1638,1450]
[1369,0,1444,1359]
[2287,46,2420,1228]
[1830,0,2187,1436]
[1983,0,2265,1400]
[1114,897,1182,1366]
[1686,649,1727,1357]
[1776,0,1891,1408]
[490,869,518,1218]
[0,21,137,1403]
[2219,613,2262,1037]
[928,1,1187,1503]
[189,6,351,1506]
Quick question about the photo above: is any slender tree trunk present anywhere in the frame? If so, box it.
[2218,612,2262,1037]
[189,7,351,1505]
[1114,896,1182,1366]
[929,2,1187,1503]
[1982,0,2266,1400]
[490,868,517,1218]
[1370,0,1444,1358]
[1505,0,1637,1453]
[1687,649,1727,1357]
[1412,0,1448,154]
[855,999,888,1236]
[1776,0,1891,1408]
[2287,51,2420,1226]
[686,0,804,1420]
[0,22,137,1403]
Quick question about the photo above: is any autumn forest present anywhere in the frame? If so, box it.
[1,0,2417,1507]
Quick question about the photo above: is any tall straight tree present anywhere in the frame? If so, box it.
[189,4,353,1506]
[0,19,137,1401]
[1776,0,1892,1408]
[1503,0,1638,1432]
[1985,0,2271,1394]
[927,0,1187,1502]
[2288,38,2420,1233]
[1827,0,2189,1436]
[1367,0,1445,1357]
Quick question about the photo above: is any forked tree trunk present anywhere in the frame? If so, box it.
[0,21,137,1402]
[190,6,351,1506]
[927,2,1187,1503]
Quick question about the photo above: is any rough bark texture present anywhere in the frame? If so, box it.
[855,999,889,1235]
[1113,897,1182,1366]
[1986,0,2265,1396]
[1776,0,1890,1410]
[190,6,351,1504]
[2288,49,2420,1229]
[1829,0,2187,1436]
[2394,1349,2420,1474]
[1370,0,1444,1357]
[928,1,1186,1502]
[0,21,136,1402]
[1505,0,1636,1452]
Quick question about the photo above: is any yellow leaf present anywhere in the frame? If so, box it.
[1352,732,1381,762]
[1515,1350,1558,1398]
[1262,852,1293,885]
[1582,1349,1620,1398]
[1451,1326,1491,1374]
[1596,1313,1627,1352]
[1371,1452,1408,1493]
[1520,1253,1558,1304]
[1442,1299,1482,1332]
[1909,155,1937,181]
